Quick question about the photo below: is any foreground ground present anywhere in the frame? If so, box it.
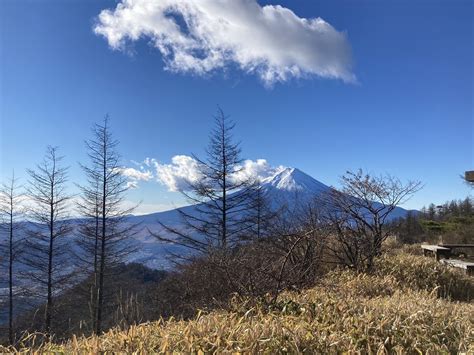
[2,247,473,353]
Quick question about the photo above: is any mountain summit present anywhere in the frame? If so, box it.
[263,167,330,193]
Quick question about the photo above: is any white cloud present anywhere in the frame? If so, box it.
[117,167,153,181]
[155,156,286,191]
[152,155,203,192]
[232,159,286,184]
[94,0,355,86]
[124,156,285,191]
[126,181,138,189]
[115,167,153,189]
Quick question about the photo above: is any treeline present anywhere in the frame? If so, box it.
[421,199,473,220]
[1,109,426,345]
[392,198,474,244]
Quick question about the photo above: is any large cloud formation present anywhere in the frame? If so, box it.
[94,0,355,86]
[119,156,285,191]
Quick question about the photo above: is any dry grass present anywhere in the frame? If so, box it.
[2,251,473,354]
[376,249,474,301]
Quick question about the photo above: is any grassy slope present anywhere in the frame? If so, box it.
[3,249,474,353]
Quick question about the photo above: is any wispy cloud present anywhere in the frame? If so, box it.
[114,167,153,189]
[94,0,355,86]
[118,156,286,191]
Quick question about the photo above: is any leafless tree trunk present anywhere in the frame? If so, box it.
[76,117,137,335]
[245,179,277,240]
[0,172,24,345]
[75,179,101,332]
[24,146,72,334]
[153,108,252,256]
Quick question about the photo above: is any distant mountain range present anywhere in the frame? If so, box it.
[124,167,416,269]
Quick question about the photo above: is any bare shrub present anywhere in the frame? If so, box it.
[319,169,422,271]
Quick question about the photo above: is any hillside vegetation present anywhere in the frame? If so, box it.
[3,248,473,354]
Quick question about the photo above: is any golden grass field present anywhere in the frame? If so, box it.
[2,248,473,354]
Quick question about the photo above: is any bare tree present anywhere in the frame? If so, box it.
[153,108,252,257]
[75,117,137,334]
[23,146,72,334]
[244,179,277,240]
[320,169,422,271]
[0,172,24,345]
[74,177,101,332]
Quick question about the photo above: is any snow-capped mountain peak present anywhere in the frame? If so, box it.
[264,167,330,193]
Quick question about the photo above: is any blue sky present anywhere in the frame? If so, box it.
[0,0,472,213]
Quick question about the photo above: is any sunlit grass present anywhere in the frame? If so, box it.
[3,250,473,353]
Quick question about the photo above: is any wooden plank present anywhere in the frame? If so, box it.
[440,259,474,275]
[440,259,474,269]
[438,244,474,248]
[421,245,450,251]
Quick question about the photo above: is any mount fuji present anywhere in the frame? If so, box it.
[124,167,415,269]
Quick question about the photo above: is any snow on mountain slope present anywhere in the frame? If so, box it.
[259,167,331,209]
[263,167,329,193]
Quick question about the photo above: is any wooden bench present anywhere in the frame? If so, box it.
[438,244,474,249]
[440,259,474,276]
[438,244,474,259]
[421,245,451,261]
